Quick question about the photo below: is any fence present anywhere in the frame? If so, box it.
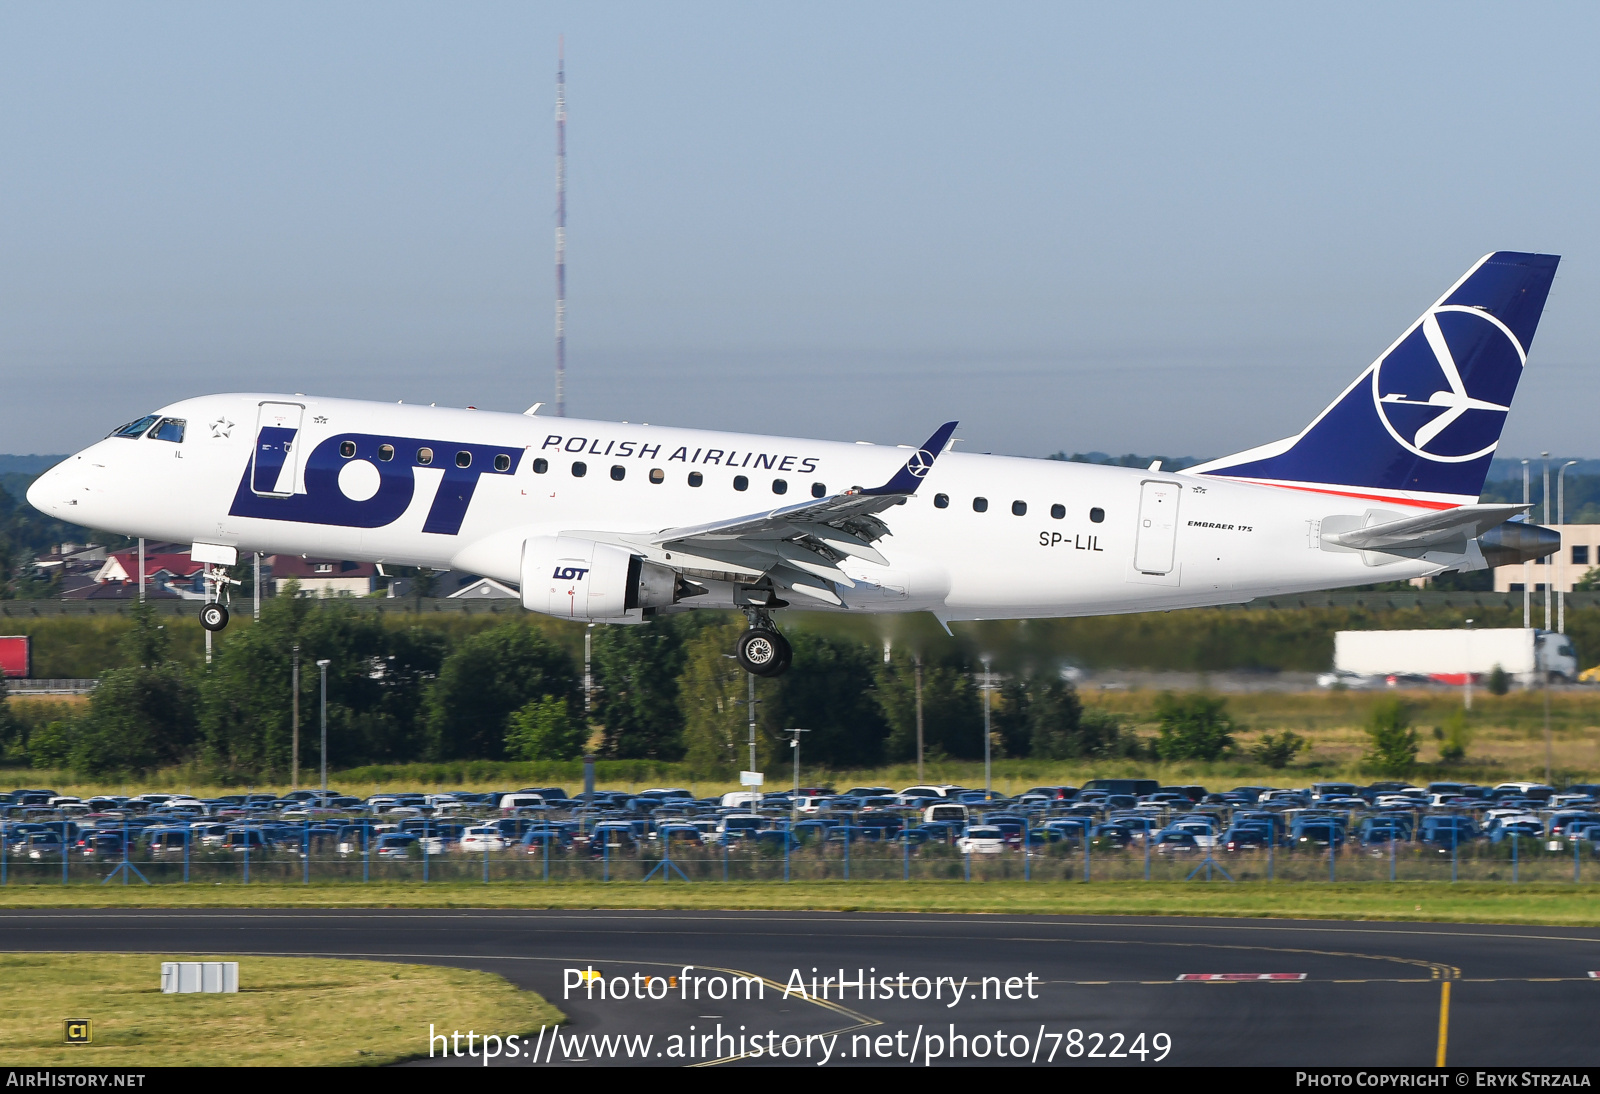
[0,819,1593,887]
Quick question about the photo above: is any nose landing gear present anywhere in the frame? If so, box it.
[198,561,234,632]
[736,608,791,677]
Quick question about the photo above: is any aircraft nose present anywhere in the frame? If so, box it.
[26,461,75,519]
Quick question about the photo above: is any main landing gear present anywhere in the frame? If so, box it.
[735,608,791,677]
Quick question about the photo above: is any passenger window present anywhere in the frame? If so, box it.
[650,468,665,484]
[934,493,949,509]
[610,465,626,481]
[572,461,587,478]
[734,475,748,491]
[1051,504,1065,519]
[1012,500,1027,516]
[532,458,548,474]
[378,444,395,462]
[109,414,161,439]
[149,418,186,444]
[417,448,434,465]
[973,497,988,513]
[688,472,703,487]
[493,453,511,472]
[811,482,826,498]
[772,479,787,495]
[1090,507,1105,523]
[455,451,472,468]
[339,440,357,458]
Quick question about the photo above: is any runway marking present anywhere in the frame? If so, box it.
[1436,981,1451,1067]
[1177,973,1306,981]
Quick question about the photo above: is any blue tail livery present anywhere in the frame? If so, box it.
[1191,251,1559,508]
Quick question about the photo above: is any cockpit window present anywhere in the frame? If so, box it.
[148,418,186,443]
[109,414,160,439]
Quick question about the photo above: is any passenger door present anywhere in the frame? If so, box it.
[251,401,305,497]
[1134,480,1181,574]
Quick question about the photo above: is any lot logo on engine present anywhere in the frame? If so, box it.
[553,566,589,580]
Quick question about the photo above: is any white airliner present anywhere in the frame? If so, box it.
[27,251,1563,676]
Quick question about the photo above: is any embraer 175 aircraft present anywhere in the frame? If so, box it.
[28,251,1564,676]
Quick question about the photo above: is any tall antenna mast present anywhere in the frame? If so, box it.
[553,36,567,416]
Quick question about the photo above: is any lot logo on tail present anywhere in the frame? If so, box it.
[1372,306,1525,464]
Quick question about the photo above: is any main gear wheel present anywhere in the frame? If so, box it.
[736,627,791,677]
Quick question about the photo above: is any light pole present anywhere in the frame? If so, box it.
[1559,460,1578,634]
[978,658,997,797]
[1543,453,1551,631]
[316,659,330,801]
[785,728,810,823]
[291,644,300,791]
[1463,619,1474,711]
[913,654,925,784]
[1522,460,1532,628]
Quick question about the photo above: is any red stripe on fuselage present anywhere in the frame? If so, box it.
[1206,478,1460,511]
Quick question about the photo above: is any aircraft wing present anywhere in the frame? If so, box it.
[647,421,958,604]
[1322,503,1531,552]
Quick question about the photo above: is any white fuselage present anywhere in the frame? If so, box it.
[28,393,1455,620]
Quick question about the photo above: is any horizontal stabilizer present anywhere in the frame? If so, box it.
[1323,503,1530,551]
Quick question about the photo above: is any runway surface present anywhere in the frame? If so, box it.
[4,908,1598,1066]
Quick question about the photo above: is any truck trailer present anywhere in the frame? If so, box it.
[1332,628,1576,685]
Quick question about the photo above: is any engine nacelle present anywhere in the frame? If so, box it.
[520,536,681,621]
[1478,521,1562,569]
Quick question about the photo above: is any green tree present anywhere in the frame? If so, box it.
[506,695,586,761]
[71,663,199,776]
[26,720,75,769]
[679,622,757,775]
[119,600,170,668]
[876,653,983,761]
[1249,730,1306,769]
[1364,697,1419,776]
[63,597,198,776]
[1026,677,1084,759]
[1434,708,1472,763]
[0,687,19,760]
[764,631,888,768]
[1487,664,1510,696]
[1153,693,1235,761]
[426,623,578,761]
[992,679,1033,758]
[199,593,447,778]
[593,615,706,760]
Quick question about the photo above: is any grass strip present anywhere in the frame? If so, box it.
[0,880,1597,926]
[0,953,561,1067]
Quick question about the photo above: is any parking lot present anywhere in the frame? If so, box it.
[2,776,1597,886]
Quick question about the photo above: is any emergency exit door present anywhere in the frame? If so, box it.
[1134,481,1180,574]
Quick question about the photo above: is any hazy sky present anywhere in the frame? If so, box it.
[4,2,1599,459]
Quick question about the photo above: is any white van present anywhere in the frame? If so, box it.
[499,793,546,813]
[720,791,762,809]
[924,803,969,824]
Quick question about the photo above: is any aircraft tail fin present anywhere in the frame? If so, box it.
[1190,251,1559,508]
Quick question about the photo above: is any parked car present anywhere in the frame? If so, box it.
[958,826,1007,854]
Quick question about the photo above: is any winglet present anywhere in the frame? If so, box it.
[860,421,958,496]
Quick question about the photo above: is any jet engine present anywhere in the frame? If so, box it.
[1477,521,1562,568]
[520,536,689,621]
